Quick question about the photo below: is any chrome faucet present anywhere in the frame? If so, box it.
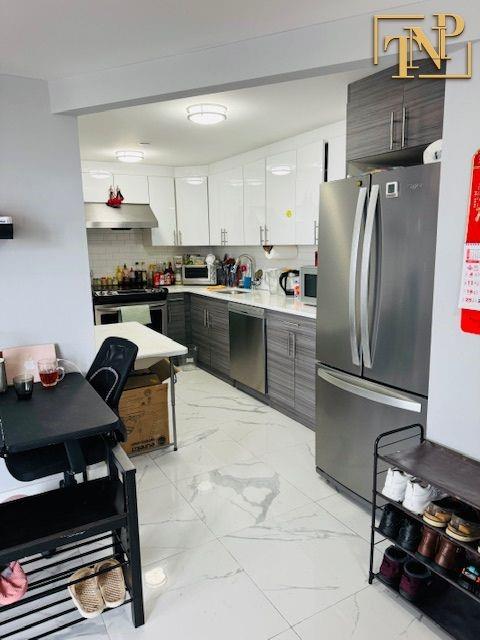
[237,253,256,286]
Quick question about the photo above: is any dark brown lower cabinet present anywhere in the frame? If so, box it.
[166,293,189,346]
[266,311,316,428]
[190,295,230,377]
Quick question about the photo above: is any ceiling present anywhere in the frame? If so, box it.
[78,70,369,166]
[1,0,419,80]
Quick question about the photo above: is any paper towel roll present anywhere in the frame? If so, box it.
[264,246,298,260]
[423,139,442,164]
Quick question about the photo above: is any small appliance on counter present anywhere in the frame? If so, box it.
[279,269,300,296]
[181,263,217,285]
[300,266,318,306]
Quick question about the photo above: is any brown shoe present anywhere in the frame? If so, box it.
[434,538,464,572]
[417,526,440,559]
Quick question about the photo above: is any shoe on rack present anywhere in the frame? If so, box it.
[396,518,422,552]
[417,526,440,560]
[434,538,465,573]
[68,567,105,619]
[95,560,126,608]
[402,479,445,516]
[446,508,480,543]
[423,497,463,528]
[399,560,431,603]
[378,504,403,539]
[458,565,480,595]
[378,546,408,587]
[382,468,410,502]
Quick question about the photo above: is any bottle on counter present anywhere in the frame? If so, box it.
[129,267,135,288]
[106,275,113,288]
[159,263,165,286]
[141,262,147,285]
[100,276,107,289]
[123,264,129,288]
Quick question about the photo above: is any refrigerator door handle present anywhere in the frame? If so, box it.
[349,186,367,366]
[360,184,379,369]
[317,365,422,413]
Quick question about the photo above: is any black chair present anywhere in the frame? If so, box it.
[4,337,138,484]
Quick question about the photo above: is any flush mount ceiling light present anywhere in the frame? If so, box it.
[186,103,227,125]
[270,165,292,176]
[89,170,112,180]
[115,150,144,163]
[185,176,205,185]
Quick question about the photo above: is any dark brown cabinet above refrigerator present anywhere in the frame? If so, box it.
[346,59,445,165]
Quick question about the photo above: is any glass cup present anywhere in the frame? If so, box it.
[38,359,65,389]
[13,374,34,400]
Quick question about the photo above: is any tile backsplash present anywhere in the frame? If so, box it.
[87,229,316,278]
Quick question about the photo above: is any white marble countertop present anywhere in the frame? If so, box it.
[167,285,317,319]
[94,321,188,369]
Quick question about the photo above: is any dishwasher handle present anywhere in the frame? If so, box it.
[228,302,265,319]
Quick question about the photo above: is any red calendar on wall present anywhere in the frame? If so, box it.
[460,150,480,334]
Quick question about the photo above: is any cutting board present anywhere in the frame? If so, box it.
[3,344,57,384]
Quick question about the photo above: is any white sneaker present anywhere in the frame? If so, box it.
[382,468,409,502]
[402,478,445,515]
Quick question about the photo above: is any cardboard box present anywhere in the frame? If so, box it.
[119,366,170,456]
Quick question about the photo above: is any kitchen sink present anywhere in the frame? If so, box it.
[215,289,249,295]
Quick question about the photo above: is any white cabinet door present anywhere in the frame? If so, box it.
[326,135,346,181]
[175,176,210,246]
[244,159,266,246]
[220,167,244,246]
[113,174,149,204]
[266,150,296,245]
[149,177,177,246]
[208,173,223,245]
[82,172,112,202]
[295,141,324,245]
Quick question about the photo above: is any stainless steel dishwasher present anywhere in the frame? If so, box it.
[228,302,266,394]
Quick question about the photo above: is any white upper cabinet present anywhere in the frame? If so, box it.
[113,174,149,204]
[295,141,324,245]
[82,172,112,202]
[175,176,210,246]
[266,150,296,245]
[209,168,244,246]
[149,176,177,246]
[326,135,346,181]
[243,159,266,246]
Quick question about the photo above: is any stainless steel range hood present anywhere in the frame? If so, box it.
[85,203,158,229]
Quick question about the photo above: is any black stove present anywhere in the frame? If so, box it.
[92,287,168,305]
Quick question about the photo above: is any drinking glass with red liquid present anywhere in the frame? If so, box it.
[38,359,65,388]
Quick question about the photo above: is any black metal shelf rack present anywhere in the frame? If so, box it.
[0,446,144,640]
[368,424,480,640]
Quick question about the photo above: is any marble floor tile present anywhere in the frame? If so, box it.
[152,431,257,483]
[260,442,335,501]
[137,483,215,565]
[176,460,312,537]
[318,492,373,541]
[222,502,372,625]
[131,452,171,492]
[104,540,289,640]
[294,583,452,640]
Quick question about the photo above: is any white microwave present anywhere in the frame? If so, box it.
[181,264,217,285]
[300,266,317,305]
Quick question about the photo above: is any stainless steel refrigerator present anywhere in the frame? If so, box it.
[315,163,440,503]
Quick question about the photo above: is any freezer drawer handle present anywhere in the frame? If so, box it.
[360,184,379,369]
[349,186,367,367]
[317,366,422,413]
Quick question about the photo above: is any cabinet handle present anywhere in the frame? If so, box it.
[401,106,407,149]
[206,310,210,328]
[389,111,395,151]
[178,230,183,245]
[287,332,292,357]
[203,308,207,327]
[167,306,172,323]
[314,220,318,245]
[265,225,269,244]
[259,226,264,245]
[173,230,177,245]
[224,229,228,246]
[292,333,296,359]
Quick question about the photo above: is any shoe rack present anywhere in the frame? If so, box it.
[0,446,144,639]
[369,424,480,640]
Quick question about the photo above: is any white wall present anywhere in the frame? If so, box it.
[427,44,480,458]
[0,74,94,495]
